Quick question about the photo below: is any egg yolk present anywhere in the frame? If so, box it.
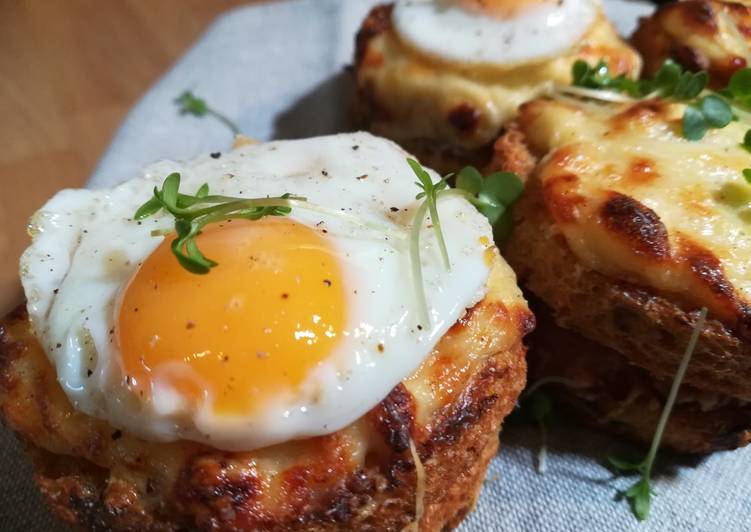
[117,218,347,416]
[455,0,555,18]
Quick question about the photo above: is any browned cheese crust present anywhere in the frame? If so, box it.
[490,96,751,453]
[632,0,751,87]
[0,255,533,531]
[353,4,641,174]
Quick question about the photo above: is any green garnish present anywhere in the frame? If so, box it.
[406,159,524,326]
[727,68,751,107]
[683,95,734,140]
[406,158,452,327]
[134,173,402,274]
[175,91,241,136]
[570,59,708,101]
[408,158,451,271]
[607,307,708,521]
[572,60,643,97]
[135,173,300,273]
[571,59,728,141]
[455,166,524,243]
[742,129,751,153]
[566,61,751,181]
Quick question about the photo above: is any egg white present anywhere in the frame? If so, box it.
[20,132,494,450]
[392,0,599,66]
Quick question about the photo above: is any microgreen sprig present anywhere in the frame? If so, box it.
[175,91,241,136]
[406,160,524,327]
[607,307,708,521]
[135,172,301,273]
[408,158,451,270]
[572,60,644,97]
[407,158,451,327]
[454,166,524,243]
[135,172,405,274]
[570,60,724,140]
[565,61,751,181]
[571,59,709,101]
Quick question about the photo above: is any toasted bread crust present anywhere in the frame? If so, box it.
[0,256,532,530]
[528,300,751,454]
[631,1,751,88]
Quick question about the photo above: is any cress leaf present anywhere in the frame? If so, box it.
[742,130,751,153]
[485,171,525,207]
[133,174,309,274]
[701,95,733,128]
[570,60,640,96]
[650,60,682,96]
[408,158,432,193]
[743,168,751,184]
[455,166,524,231]
[171,234,211,275]
[134,196,163,221]
[682,106,709,140]
[175,91,208,117]
[161,172,181,209]
[624,478,652,521]
[728,68,751,106]
[572,60,590,86]
[456,166,483,195]
[673,71,708,100]
[174,90,241,135]
[196,183,210,198]
[407,158,451,271]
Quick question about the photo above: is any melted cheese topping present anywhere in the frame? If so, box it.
[519,97,751,321]
[356,7,640,151]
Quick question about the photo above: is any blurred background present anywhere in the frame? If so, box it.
[0,0,255,314]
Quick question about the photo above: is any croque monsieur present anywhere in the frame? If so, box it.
[0,133,532,530]
[354,0,641,174]
[499,96,751,454]
[632,0,751,87]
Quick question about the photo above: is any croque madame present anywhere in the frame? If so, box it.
[496,96,751,454]
[0,132,533,530]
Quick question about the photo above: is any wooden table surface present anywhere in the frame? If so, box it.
[0,0,257,314]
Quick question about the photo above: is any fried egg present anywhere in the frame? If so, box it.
[393,0,599,66]
[20,132,494,451]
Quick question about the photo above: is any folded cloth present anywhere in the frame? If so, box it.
[4,1,749,530]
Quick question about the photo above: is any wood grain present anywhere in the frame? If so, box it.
[0,0,257,314]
